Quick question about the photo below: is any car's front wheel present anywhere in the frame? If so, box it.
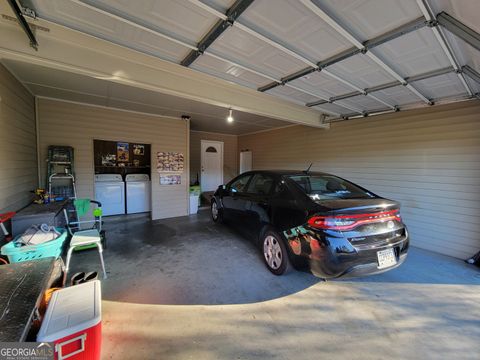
[262,230,290,275]
[211,199,223,223]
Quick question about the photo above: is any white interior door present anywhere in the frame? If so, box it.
[201,140,223,192]
[240,151,252,174]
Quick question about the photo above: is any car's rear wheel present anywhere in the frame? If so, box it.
[211,199,223,223]
[262,230,290,275]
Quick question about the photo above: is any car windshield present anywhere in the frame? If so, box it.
[288,174,375,200]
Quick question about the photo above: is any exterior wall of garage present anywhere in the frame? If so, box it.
[238,101,480,260]
[190,130,238,185]
[0,63,37,213]
[37,98,189,220]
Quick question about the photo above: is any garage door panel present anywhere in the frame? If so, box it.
[371,27,451,77]
[191,55,269,89]
[318,0,422,41]
[29,0,190,63]
[290,72,353,97]
[335,94,388,112]
[84,0,219,44]
[327,54,395,88]
[412,73,468,100]
[209,28,307,79]
[311,102,355,115]
[370,85,420,106]
[240,0,352,62]
[266,86,320,106]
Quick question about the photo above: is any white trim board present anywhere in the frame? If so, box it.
[190,129,238,137]
[35,96,184,121]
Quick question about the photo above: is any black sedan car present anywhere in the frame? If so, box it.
[211,170,409,278]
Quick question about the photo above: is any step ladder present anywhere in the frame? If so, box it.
[46,146,77,199]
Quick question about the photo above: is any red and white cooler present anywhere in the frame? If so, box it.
[37,280,102,360]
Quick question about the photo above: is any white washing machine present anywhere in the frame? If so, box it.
[94,174,125,216]
[126,174,151,214]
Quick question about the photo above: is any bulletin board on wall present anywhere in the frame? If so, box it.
[93,139,151,176]
[157,152,184,185]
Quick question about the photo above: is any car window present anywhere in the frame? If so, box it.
[246,173,274,195]
[229,174,251,194]
[273,179,294,199]
[288,175,375,200]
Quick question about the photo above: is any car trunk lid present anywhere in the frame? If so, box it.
[308,198,406,248]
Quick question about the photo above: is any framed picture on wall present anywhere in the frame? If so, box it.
[133,144,145,155]
[160,175,181,185]
[117,142,129,162]
[157,152,184,173]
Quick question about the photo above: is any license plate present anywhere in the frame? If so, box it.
[377,248,397,269]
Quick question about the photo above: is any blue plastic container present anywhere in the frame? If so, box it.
[1,227,68,263]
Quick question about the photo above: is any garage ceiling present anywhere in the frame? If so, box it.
[10,0,480,121]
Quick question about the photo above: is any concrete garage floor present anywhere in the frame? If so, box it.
[68,210,480,360]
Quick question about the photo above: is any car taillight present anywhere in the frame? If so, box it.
[308,209,401,231]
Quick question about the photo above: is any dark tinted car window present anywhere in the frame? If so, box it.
[273,180,294,199]
[246,173,274,195]
[288,175,374,200]
[229,174,251,193]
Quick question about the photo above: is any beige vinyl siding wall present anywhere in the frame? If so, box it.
[190,131,238,185]
[0,63,36,213]
[238,101,480,259]
[37,98,188,220]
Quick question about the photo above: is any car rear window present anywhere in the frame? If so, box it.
[288,175,375,200]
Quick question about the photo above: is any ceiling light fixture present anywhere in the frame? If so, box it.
[227,108,234,123]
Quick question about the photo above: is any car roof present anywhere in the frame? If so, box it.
[243,170,331,177]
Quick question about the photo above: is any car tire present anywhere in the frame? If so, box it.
[261,229,291,275]
[211,199,224,223]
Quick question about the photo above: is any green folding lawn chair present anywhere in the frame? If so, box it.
[63,199,107,283]
[63,199,106,251]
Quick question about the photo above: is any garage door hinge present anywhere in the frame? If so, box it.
[21,6,36,19]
